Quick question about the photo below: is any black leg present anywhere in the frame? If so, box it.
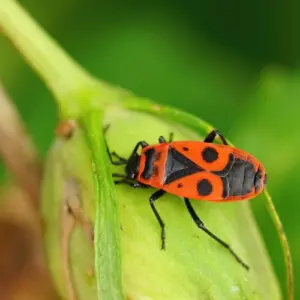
[107,148,128,165]
[111,152,128,162]
[112,173,127,178]
[204,130,228,145]
[103,124,127,165]
[125,140,149,162]
[103,124,110,134]
[149,190,167,249]
[105,138,128,165]
[184,198,249,270]
[132,141,149,151]
[107,140,148,166]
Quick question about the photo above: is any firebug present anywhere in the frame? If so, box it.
[107,129,267,270]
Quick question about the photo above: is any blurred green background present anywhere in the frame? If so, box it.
[0,0,299,298]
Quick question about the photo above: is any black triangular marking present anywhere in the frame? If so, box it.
[164,147,203,184]
[169,147,202,170]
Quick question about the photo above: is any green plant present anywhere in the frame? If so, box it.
[0,1,293,299]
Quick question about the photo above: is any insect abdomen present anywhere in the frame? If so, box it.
[222,158,259,198]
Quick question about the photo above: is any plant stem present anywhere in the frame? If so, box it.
[1,1,124,299]
[81,111,123,300]
[122,95,214,135]
[264,189,293,300]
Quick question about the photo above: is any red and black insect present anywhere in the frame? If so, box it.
[108,130,267,270]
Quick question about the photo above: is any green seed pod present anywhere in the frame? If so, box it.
[42,106,281,300]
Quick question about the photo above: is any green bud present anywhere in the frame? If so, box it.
[42,106,281,300]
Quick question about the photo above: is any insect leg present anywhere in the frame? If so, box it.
[204,130,228,145]
[103,124,126,164]
[106,147,128,165]
[125,140,149,159]
[149,190,167,249]
[104,134,128,165]
[184,198,249,270]
[103,123,112,133]
[107,139,148,165]
[112,173,127,178]
[104,124,149,164]
[111,152,128,162]
[133,140,149,150]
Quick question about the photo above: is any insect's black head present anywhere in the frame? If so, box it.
[125,152,141,179]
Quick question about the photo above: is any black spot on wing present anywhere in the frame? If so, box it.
[177,183,183,188]
[197,179,212,196]
[202,147,218,163]
[164,147,202,184]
